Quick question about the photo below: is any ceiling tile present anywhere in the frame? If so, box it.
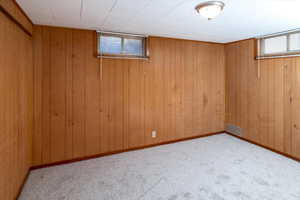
[17,0,300,43]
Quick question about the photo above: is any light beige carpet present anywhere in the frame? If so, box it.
[19,134,300,200]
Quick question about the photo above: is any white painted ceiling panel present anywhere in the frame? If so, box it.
[49,0,82,24]
[80,0,117,29]
[102,0,152,29]
[17,0,300,43]
[16,0,53,25]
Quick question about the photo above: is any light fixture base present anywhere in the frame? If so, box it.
[195,1,225,20]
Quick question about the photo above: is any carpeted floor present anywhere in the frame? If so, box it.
[19,134,300,200]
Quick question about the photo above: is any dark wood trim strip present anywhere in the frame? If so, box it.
[13,0,33,25]
[0,5,32,37]
[15,169,30,200]
[225,132,300,163]
[31,131,225,170]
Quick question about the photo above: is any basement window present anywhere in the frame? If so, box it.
[97,31,149,59]
[257,30,300,59]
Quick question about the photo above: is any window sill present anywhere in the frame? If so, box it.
[256,54,300,60]
[97,55,149,60]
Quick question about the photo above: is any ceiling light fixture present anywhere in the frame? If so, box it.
[195,1,225,20]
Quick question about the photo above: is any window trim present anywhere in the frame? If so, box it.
[97,31,149,60]
[257,29,300,59]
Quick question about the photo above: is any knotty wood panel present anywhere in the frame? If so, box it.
[33,26,225,166]
[225,39,300,159]
[288,57,300,158]
[258,58,285,151]
[225,40,260,141]
[100,59,126,153]
[0,11,33,200]
[125,59,145,149]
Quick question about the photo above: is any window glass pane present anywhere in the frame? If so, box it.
[124,38,143,56]
[264,36,287,54]
[100,36,122,54]
[289,33,300,51]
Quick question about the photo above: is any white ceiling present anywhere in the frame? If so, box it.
[17,0,300,43]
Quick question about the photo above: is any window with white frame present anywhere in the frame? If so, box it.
[258,30,300,58]
[97,31,148,59]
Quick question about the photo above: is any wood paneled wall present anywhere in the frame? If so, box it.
[0,0,33,35]
[0,10,33,200]
[225,39,300,160]
[33,26,225,166]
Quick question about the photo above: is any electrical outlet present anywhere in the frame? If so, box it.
[151,130,157,138]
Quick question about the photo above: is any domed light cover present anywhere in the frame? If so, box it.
[195,1,225,20]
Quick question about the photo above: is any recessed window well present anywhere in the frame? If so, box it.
[257,29,300,59]
[97,31,149,59]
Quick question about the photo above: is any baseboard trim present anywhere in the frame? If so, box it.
[15,169,30,200]
[225,132,300,163]
[17,131,300,199]
[31,131,225,170]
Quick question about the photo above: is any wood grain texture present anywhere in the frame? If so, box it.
[288,57,300,159]
[0,0,32,35]
[0,11,33,200]
[33,25,226,166]
[225,39,300,160]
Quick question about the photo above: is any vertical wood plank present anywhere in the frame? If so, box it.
[127,60,145,148]
[72,30,87,158]
[41,27,51,164]
[65,30,73,159]
[49,28,69,162]
[85,31,100,156]
[32,26,43,165]
[183,40,194,137]
[273,59,284,151]
[174,40,185,139]
[283,59,293,154]
[291,57,300,158]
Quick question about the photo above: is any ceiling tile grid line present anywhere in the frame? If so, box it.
[100,0,119,30]
[112,0,154,33]
[80,0,83,19]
